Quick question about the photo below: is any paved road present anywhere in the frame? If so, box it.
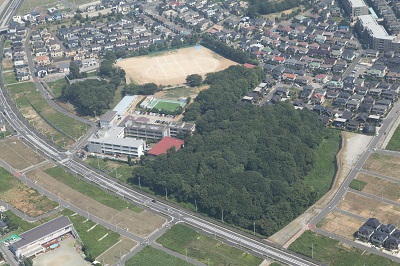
[309,100,400,262]
[23,29,97,151]
[348,188,400,208]
[334,208,367,221]
[360,169,400,185]
[313,227,400,263]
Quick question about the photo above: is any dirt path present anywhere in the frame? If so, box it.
[269,132,372,247]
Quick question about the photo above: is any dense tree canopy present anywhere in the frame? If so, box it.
[67,60,87,80]
[62,79,116,116]
[122,83,161,96]
[186,74,203,87]
[201,34,258,65]
[130,66,330,236]
[247,0,304,17]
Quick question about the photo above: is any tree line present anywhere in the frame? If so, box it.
[201,34,259,65]
[247,0,304,17]
[129,65,331,236]
[62,52,126,116]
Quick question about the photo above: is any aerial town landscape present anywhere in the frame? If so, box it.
[1,0,400,265]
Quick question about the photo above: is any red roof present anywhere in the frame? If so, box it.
[148,137,184,156]
[243,63,255,69]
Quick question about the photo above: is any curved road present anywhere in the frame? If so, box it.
[309,100,400,263]
[0,2,319,266]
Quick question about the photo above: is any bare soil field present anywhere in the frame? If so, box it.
[356,173,400,202]
[337,192,400,224]
[33,237,90,266]
[116,46,237,85]
[1,179,58,217]
[0,137,45,170]
[154,84,210,100]
[26,164,166,237]
[2,58,14,71]
[364,153,400,179]
[96,236,137,265]
[318,211,364,240]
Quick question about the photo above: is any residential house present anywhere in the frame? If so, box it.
[371,231,389,247]
[35,56,50,66]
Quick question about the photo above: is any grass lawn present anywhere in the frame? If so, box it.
[85,157,135,183]
[0,167,19,193]
[3,72,19,84]
[46,78,67,99]
[126,246,192,266]
[111,86,124,110]
[8,82,87,146]
[61,209,120,258]
[2,211,40,235]
[304,129,341,197]
[157,224,263,266]
[0,131,11,139]
[45,166,142,213]
[289,231,399,266]
[18,0,57,15]
[86,70,98,77]
[386,125,400,151]
[4,40,11,49]
[154,101,181,112]
[349,179,367,191]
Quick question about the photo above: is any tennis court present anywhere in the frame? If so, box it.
[146,98,186,112]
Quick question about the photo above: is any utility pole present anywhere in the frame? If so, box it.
[165,187,168,200]
[221,209,224,222]
[138,176,141,189]
[253,222,256,236]
[195,199,197,212]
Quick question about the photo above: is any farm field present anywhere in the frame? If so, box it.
[156,224,263,266]
[364,153,400,179]
[289,231,399,266]
[7,82,87,147]
[0,137,45,170]
[317,211,364,240]
[116,46,237,85]
[26,164,165,237]
[356,173,400,202]
[125,246,192,266]
[0,167,57,217]
[337,192,400,225]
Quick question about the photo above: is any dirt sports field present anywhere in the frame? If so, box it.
[116,46,238,85]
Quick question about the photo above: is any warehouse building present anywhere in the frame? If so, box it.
[9,216,79,259]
